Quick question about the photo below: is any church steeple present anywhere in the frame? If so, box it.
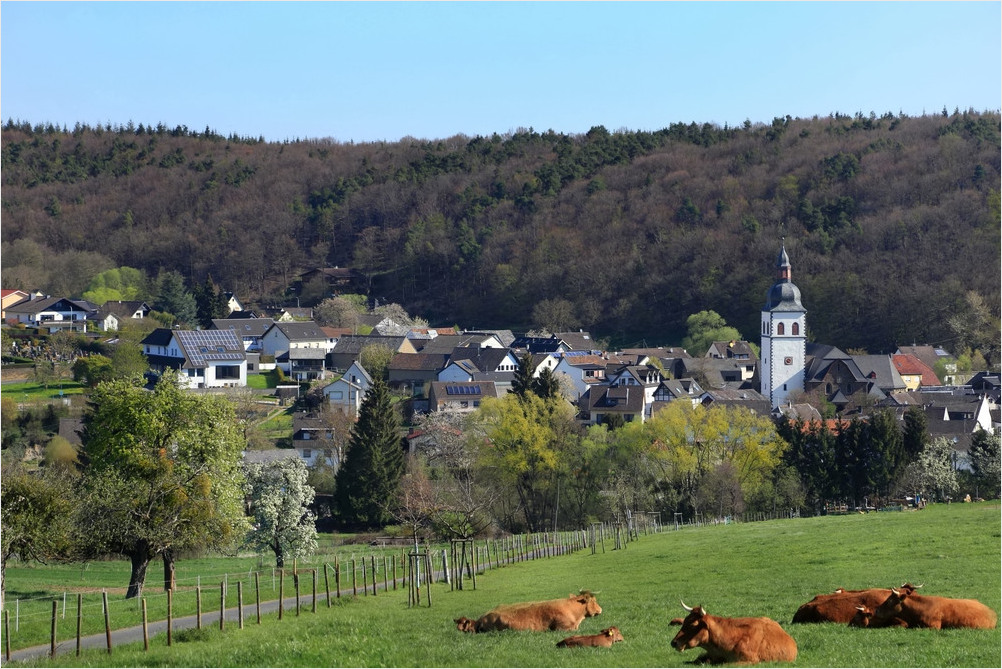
[761,241,807,410]
[776,240,791,282]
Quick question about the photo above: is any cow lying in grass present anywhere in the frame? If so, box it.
[670,601,797,664]
[868,587,997,629]
[556,626,624,648]
[454,591,602,633]
[792,584,917,623]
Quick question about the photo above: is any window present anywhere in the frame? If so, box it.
[792,322,800,335]
[777,323,785,335]
[302,449,311,458]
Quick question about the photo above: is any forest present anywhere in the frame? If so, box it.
[2,110,999,354]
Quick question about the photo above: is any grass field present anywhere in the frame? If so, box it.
[5,503,1000,667]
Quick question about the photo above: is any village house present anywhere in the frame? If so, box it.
[141,327,247,388]
[322,360,373,417]
[5,296,99,332]
[426,380,500,413]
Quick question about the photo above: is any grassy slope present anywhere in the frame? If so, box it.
[7,503,1000,667]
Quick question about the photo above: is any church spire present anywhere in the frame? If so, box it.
[776,238,791,282]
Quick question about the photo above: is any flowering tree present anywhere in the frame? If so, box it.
[244,458,318,568]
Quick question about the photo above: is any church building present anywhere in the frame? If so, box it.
[760,243,807,409]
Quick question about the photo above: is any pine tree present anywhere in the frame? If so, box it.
[512,350,535,398]
[334,378,403,530]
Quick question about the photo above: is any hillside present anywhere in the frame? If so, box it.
[2,112,999,356]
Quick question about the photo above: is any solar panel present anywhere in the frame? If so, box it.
[175,330,244,367]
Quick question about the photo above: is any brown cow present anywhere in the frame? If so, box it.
[792,583,917,623]
[870,587,997,629]
[848,605,908,628]
[556,626,625,648]
[455,591,602,633]
[670,602,797,664]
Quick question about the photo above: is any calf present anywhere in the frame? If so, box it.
[455,591,602,633]
[556,626,625,648]
[848,605,908,628]
[670,602,797,664]
[871,587,997,630]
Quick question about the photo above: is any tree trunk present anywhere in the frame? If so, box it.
[125,541,154,599]
[162,549,176,592]
[273,537,285,568]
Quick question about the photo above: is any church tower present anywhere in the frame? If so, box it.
[760,242,806,409]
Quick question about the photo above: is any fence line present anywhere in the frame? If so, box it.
[4,510,796,656]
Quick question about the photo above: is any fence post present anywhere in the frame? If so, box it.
[5,609,11,661]
[312,569,317,613]
[141,598,149,651]
[219,581,225,630]
[103,590,113,653]
[50,600,57,658]
[196,585,202,629]
[75,593,82,657]
[255,571,262,624]
[238,581,244,629]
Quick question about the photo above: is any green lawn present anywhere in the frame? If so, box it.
[6,503,1000,667]
[0,380,87,400]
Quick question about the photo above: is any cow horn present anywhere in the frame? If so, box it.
[681,600,693,612]
[890,588,900,595]
[855,606,866,611]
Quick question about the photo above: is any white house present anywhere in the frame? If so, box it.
[322,361,372,417]
[141,327,247,389]
[5,296,99,332]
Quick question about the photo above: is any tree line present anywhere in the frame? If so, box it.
[2,110,998,358]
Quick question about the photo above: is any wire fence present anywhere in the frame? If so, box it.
[2,508,796,660]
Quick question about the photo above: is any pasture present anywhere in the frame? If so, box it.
[6,503,1000,667]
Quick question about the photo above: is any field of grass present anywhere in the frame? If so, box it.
[5,503,1000,667]
[0,380,87,401]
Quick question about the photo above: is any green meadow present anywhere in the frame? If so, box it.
[5,503,1000,667]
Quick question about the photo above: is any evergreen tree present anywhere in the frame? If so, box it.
[154,271,196,326]
[533,365,561,400]
[334,378,404,530]
[968,428,1000,498]
[512,350,535,398]
[902,406,928,461]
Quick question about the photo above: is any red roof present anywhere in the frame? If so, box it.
[892,354,940,386]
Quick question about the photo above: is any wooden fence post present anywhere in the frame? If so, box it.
[294,572,301,616]
[255,571,262,624]
[75,593,82,656]
[196,585,202,629]
[312,569,317,613]
[50,600,57,658]
[166,588,172,647]
[141,598,149,651]
[220,581,225,630]
[103,590,112,653]
[5,609,11,661]
[323,564,331,607]
[238,580,244,629]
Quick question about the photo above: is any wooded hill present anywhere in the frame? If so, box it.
[2,111,999,356]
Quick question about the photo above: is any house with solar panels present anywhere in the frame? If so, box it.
[427,381,500,413]
[141,327,247,388]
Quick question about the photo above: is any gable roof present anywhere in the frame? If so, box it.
[389,352,451,372]
[98,300,151,319]
[852,354,907,392]
[269,321,331,341]
[892,354,941,386]
[331,334,409,355]
[706,340,758,360]
[582,385,646,414]
[448,346,516,373]
[212,317,275,337]
[553,331,595,351]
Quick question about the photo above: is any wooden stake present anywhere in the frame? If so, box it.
[238,580,244,629]
[141,599,149,651]
[75,594,81,656]
[103,590,112,653]
[50,600,57,658]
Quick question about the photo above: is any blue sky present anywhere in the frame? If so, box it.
[2,1,1000,143]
